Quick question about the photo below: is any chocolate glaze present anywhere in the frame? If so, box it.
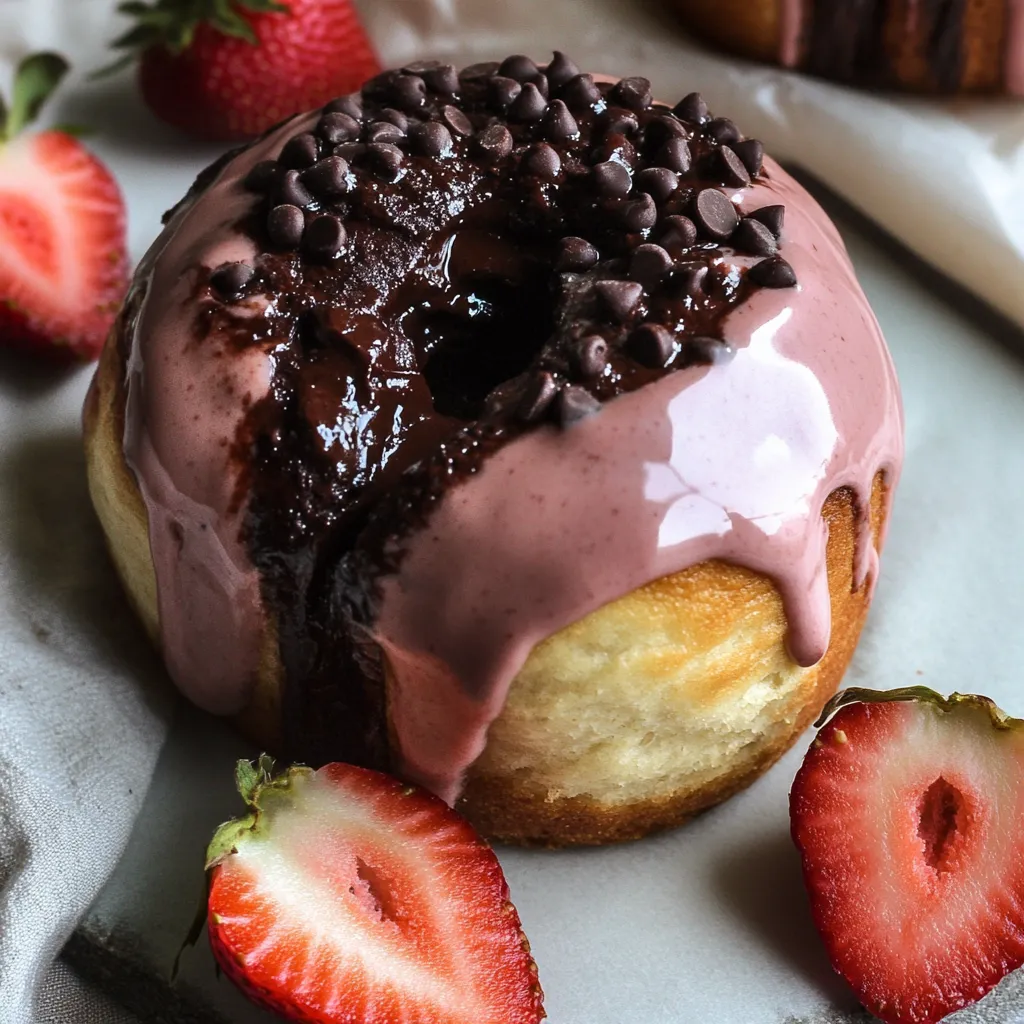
[207,65,784,768]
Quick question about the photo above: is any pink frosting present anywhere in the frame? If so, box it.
[123,112,315,715]
[1006,0,1024,94]
[374,160,904,805]
[779,0,805,67]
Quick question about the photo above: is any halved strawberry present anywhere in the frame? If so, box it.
[0,54,128,361]
[791,687,1024,1024]
[205,757,545,1024]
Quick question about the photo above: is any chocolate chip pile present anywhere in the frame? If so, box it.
[213,54,797,434]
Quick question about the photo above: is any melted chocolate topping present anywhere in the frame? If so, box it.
[193,58,797,767]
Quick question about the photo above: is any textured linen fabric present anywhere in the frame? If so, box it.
[1,1,1024,1022]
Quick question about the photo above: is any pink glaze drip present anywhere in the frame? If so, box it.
[375,159,904,805]
[123,113,314,714]
[1006,0,1024,94]
[779,0,805,67]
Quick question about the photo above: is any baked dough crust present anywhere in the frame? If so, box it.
[85,319,889,847]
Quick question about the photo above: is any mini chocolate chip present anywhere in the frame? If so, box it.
[404,61,459,94]
[390,73,427,111]
[518,371,559,423]
[572,335,609,379]
[441,105,473,136]
[706,117,740,144]
[243,160,280,192]
[301,156,350,197]
[619,193,658,232]
[379,108,409,131]
[276,169,314,208]
[557,236,599,271]
[366,120,406,144]
[627,323,676,367]
[656,137,692,175]
[596,280,644,322]
[325,93,362,118]
[659,214,698,252]
[460,61,500,83]
[317,112,360,145]
[210,261,254,300]
[509,82,547,122]
[303,214,347,260]
[732,217,777,257]
[334,142,367,162]
[499,54,540,81]
[732,139,764,177]
[685,335,735,366]
[546,50,581,90]
[713,145,751,188]
[673,263,708,296]
[693,188,738,240]
[560,73,601,109]
[542,99,579,141]
[367,142,405,180]
[592,160,631,198]
[474,123,513,162]
[630,243,673,286]
[634,166,679,203]
[408,121,453,157]
[524,142,561,180]
[750,204,784,238]
[673,91,708,124]
[557,385,601,427]
[279,133,319,169]
[489,76,522,109]
[267,204,305,249]
[748,255,798,288]
[611,76,652,111]
[604,109,639,137]
[528,73,551,99]
[599,133,638,169]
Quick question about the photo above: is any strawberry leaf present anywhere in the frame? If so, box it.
[4,53,70,142]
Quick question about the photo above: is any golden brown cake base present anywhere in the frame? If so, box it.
[85,315,889,848]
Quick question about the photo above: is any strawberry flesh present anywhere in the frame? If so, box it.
[791,689,1024,1024]
[0,132,127,360]
[206,760,545,1024]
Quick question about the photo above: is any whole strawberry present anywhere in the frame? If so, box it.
[110,0,381,141]
[0,54,128,361]
[203,756,545,1024]
[791,687,1024,1024]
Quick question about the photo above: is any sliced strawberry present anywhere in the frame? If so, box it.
[205,757,545,1024]
[0,52,128,361]
[791,687,1024,1024]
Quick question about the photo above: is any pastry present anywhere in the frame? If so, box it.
[83,55,903,846]
[676,0,1023,94]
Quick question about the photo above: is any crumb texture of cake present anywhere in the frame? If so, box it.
[677,0,1020,94]
[84,54,903,845]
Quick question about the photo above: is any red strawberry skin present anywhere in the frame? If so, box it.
[0,131,128,361]
[791,689,1024,1024]
[206,760,545,1024]
[138,0,380,141]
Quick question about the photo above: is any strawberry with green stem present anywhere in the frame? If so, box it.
[202,756,546,1024]
[109,0,381,141]
[0,53,128,362]
[791,687,1024,1024]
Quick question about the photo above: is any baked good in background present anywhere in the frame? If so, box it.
[676,0,1024,94]
[83,54,903,846]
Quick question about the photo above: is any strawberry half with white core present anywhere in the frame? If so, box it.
[791,687,1024,1024]
[0,53,128,361]
[205,757,545,1024]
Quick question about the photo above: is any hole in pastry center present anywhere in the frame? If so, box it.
[917,776,962,872]
[413,273,554,420]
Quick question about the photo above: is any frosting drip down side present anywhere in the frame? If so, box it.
[374,160,904,805]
